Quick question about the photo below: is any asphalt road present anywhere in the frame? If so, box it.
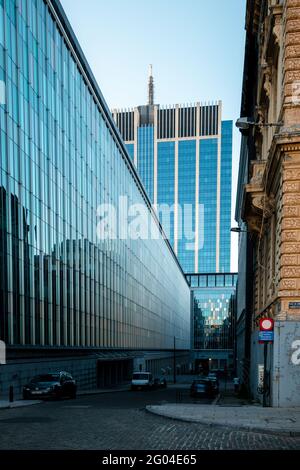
[0,387,299,450]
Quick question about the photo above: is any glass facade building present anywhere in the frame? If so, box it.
[157,141,175,248]
[186,273,237,371]
[112,75,235,369]
[112,104,233,274]
[137,125,154,202]
[0,0,190,350]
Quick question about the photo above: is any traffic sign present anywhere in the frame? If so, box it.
[259,331,274,343]
[259,318,274,343]
[259,318,274,331]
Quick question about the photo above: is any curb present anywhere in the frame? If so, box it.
[145,406,300,437]
[0,400,42,410]
[0,388,129,408]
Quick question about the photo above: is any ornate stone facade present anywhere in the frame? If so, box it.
[236,0,300,406]
[242,0,300,326]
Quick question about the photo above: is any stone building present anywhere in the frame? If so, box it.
[235,0,300,406]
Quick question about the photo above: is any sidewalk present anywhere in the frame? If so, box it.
[0,400,42,410]
[146,403,300,436]
[0,384,130,409]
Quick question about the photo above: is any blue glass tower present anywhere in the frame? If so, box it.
[113,101,233,274]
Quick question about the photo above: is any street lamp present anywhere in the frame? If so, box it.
[230,227,249,233]
[235,117,283,130]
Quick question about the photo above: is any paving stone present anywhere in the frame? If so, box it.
[0,394,299,450]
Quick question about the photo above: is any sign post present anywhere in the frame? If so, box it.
[263,342,268,407]
[259,318,274,407]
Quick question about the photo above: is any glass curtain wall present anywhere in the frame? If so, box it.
[0,0,190,350]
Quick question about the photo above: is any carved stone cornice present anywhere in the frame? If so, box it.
[273,21,281,46]
[241,161,275,234]
[256,5,283,112]
[265,131,300,193]
[252,193,275,218]
[262,64,272,98]
[270,4,283,46]
[248,160,266,186]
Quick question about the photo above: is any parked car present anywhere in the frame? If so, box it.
[208,377,219,394]
[190,378,215,398]
[23,372,77,400]
[207,373,219,393]
[154,376,167,389]
[131,372,154,390]
[207,372,218,380]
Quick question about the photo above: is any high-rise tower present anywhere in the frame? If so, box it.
[112,73,233,274]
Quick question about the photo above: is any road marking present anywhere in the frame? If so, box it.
[62,405,92,409]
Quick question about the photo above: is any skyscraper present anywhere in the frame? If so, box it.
[112,68,233,274]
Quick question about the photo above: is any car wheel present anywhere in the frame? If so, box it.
[70,390,77,399]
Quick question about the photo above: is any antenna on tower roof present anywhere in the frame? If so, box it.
[148,64,154,106]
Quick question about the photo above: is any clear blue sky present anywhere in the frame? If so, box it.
[61,0,247,271]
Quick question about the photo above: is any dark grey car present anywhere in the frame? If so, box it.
[23,372,77,400]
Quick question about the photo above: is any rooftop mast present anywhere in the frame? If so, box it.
[148,64,154,106]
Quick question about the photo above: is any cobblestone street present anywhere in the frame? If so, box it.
[0,390,299,450]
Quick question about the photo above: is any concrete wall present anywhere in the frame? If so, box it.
[135,352,191,378]
[250,331,272,404]
[250,320,300,407]
[272,321,300,408]
[0,356,99,400]
[0,351,192,400]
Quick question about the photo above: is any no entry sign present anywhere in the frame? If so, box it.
[259,318,274,343]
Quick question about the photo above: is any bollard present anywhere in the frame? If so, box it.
[9,385,14,403]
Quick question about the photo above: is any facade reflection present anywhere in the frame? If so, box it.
[187,273,237,372]
[0,0,190,353]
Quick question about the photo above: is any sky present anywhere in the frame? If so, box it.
[60,0,247,272]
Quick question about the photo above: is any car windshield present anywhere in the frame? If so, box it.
[132,374,149,380]
[31,374,60,383]
[194,380,207,384]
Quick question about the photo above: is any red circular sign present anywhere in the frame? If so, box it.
[259,318,274,331]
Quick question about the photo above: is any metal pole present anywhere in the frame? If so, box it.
[173,336,176,384]
[9,385,14,403]
[263,342,268,407]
